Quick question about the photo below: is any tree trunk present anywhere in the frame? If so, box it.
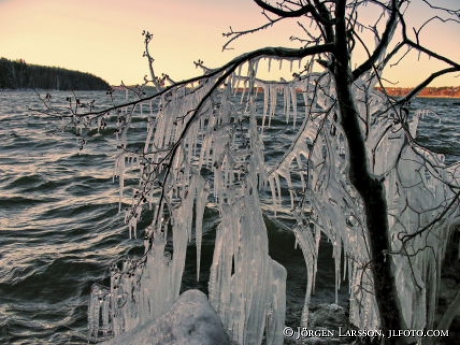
[334,70,408,345]
[333,2,407,344]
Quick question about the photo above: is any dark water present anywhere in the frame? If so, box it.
[1,90,459,344]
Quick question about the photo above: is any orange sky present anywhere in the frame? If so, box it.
[1,0,459,87]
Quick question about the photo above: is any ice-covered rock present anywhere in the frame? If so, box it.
[309,304,347,330]
[101,289,230,345]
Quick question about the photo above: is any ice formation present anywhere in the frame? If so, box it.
[85,58,460,345]
[98,289,230,345]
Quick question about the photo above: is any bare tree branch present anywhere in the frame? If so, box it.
[353,0,399,80]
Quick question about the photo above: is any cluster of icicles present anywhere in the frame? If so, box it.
[86,57,460,344]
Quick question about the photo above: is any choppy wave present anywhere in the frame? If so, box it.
[0,90,459,344]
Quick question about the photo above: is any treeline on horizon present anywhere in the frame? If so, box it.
[0,58,110,91]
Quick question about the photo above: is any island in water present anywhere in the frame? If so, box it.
[0,57,110,91]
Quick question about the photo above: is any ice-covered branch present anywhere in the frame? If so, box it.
[72,43,334,121]
[74,3,460,345]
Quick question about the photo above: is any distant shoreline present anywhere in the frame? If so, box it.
[377,86,460,99]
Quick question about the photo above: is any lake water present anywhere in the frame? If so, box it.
[1,90,459,344]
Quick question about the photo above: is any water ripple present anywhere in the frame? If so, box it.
[1,91,459,344]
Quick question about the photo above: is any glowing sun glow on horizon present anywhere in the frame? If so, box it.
[0,0,458,87]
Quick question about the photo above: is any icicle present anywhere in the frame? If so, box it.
[261,85,269,131]
[101,293,110,336]
[269,176,278,216]
[286,174,294,210]
[284,86,290,123]
[234,65,243,94]
[265,260,286,345]
[240,82,247,104]
[113,152,126,211]
[195,178,209,281]
[269,85,277,127]
[291,86,298,129]
[333,238,342,304]
[275,174,282,210]
[144,117,154,154]
[88,284,102,339]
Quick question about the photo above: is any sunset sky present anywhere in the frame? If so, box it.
[1,0,459,87]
